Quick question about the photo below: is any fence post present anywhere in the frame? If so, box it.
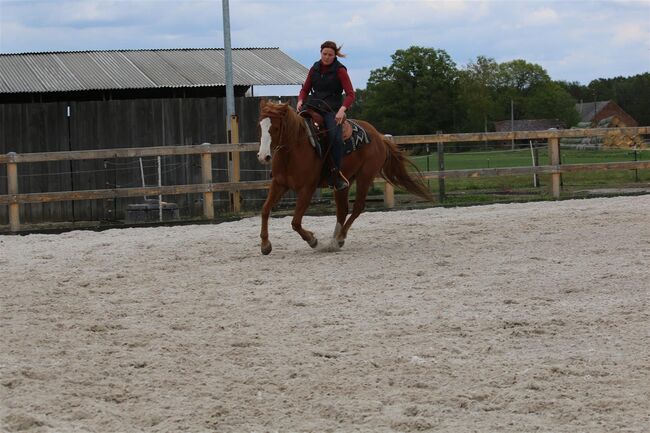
[229,114,241,213]
[7,152,20,232]
[533,145,540,187]
[383,135,395,208]
[200,145,214,219]
[437,132,445,202]
[548,136,561,199]
[383,182,395,208]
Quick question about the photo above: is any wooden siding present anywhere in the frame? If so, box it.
[0,96,294,224]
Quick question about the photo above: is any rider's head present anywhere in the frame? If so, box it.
[320,41,346,65]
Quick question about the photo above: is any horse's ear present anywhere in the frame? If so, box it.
[259,98,268,110]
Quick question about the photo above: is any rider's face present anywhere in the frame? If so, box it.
[320,48,336,66]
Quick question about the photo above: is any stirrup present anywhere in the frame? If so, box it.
[333,171,350,191]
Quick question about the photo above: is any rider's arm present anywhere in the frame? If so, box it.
[297,68,314,111]
[336,68,355,124]
[338,67,355,109]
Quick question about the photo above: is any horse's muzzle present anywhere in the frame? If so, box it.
[257,153,272,164]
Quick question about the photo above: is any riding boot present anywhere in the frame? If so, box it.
[322,111,348,191]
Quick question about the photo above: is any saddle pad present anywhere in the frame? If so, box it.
[343,120,370,154]
[302,117,370,157]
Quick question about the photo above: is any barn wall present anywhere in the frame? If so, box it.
[0,95,297,225]
[595,101,639,127]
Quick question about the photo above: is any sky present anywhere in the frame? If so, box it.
[0,0,649,96]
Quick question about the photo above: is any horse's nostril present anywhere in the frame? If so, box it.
[265,155,271,162]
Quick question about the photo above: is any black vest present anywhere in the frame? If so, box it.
[307,59,346,113]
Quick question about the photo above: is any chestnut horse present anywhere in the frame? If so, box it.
[256,100,433,255]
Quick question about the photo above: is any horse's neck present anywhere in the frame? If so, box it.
[276,114,320,169]
[280,114,310,155]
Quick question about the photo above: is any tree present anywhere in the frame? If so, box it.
[359,46,460,135]
[496,60,550,94]
[457,57,578,130]
[559,73,650,125]
[526,81,579,127]
[457,56,501,132]
[557,80,592,103]
[353,46,647,135]
[493,60,552,121]
[615,73,650,126]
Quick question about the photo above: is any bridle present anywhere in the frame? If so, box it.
[261,110,288,160]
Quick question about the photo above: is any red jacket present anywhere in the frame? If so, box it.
[299,62,355,109]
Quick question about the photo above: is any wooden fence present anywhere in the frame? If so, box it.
[0,96,291,225]
[1,126,649,232]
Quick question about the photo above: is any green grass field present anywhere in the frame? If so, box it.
[407,147,650,204]
[317,146,650,206]
[377,146,650,205]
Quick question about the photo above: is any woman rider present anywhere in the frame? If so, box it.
[297,41,355,191]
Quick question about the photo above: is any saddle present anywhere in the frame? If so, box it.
[299,108,370,159]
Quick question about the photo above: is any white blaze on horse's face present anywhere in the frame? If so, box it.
[257,117,272,164]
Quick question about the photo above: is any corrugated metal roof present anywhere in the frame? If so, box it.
[575,101,610,122]
[494,119,563,132]
[0,48,308,94]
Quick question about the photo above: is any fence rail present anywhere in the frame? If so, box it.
[2,126,649,232]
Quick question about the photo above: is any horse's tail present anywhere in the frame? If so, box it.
[380,136,435,202]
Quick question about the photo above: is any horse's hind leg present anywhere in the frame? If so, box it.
[260,181,287,255]
[292,188,319,249]
[337,175,373,247]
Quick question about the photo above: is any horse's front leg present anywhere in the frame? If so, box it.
[291,187,318,249]
[260,181,287,255]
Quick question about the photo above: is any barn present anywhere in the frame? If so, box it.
[575,100,639,127]
[0,48,307,226]
[493,119,564,149]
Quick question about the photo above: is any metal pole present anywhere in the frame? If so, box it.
[201,148,214,219]
[529,140,538,188]
[222,0,235,130]
[158,156,163,222]
[139,157,147,200]
[510,98,515,150]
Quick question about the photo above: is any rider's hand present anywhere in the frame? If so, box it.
[335,106,346,125]
[297,100,303,112]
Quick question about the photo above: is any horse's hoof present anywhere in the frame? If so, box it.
[261,243,272,255]
[308,237,318,249]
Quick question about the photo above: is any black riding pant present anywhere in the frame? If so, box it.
[323,111,344,170]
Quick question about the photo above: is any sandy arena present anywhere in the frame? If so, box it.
[1,196,649,432]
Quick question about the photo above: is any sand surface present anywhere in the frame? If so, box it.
[1,196,649,432]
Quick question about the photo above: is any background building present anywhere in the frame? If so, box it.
[0,48,307,225]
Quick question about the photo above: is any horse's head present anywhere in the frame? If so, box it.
[257,101,292,164]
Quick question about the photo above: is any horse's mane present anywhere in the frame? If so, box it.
[259,101,290,119]
[260,101,305,146]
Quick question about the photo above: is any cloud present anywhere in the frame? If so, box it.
[1,0,648,87]
[612,23,649,45]
[523,7,560,26]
